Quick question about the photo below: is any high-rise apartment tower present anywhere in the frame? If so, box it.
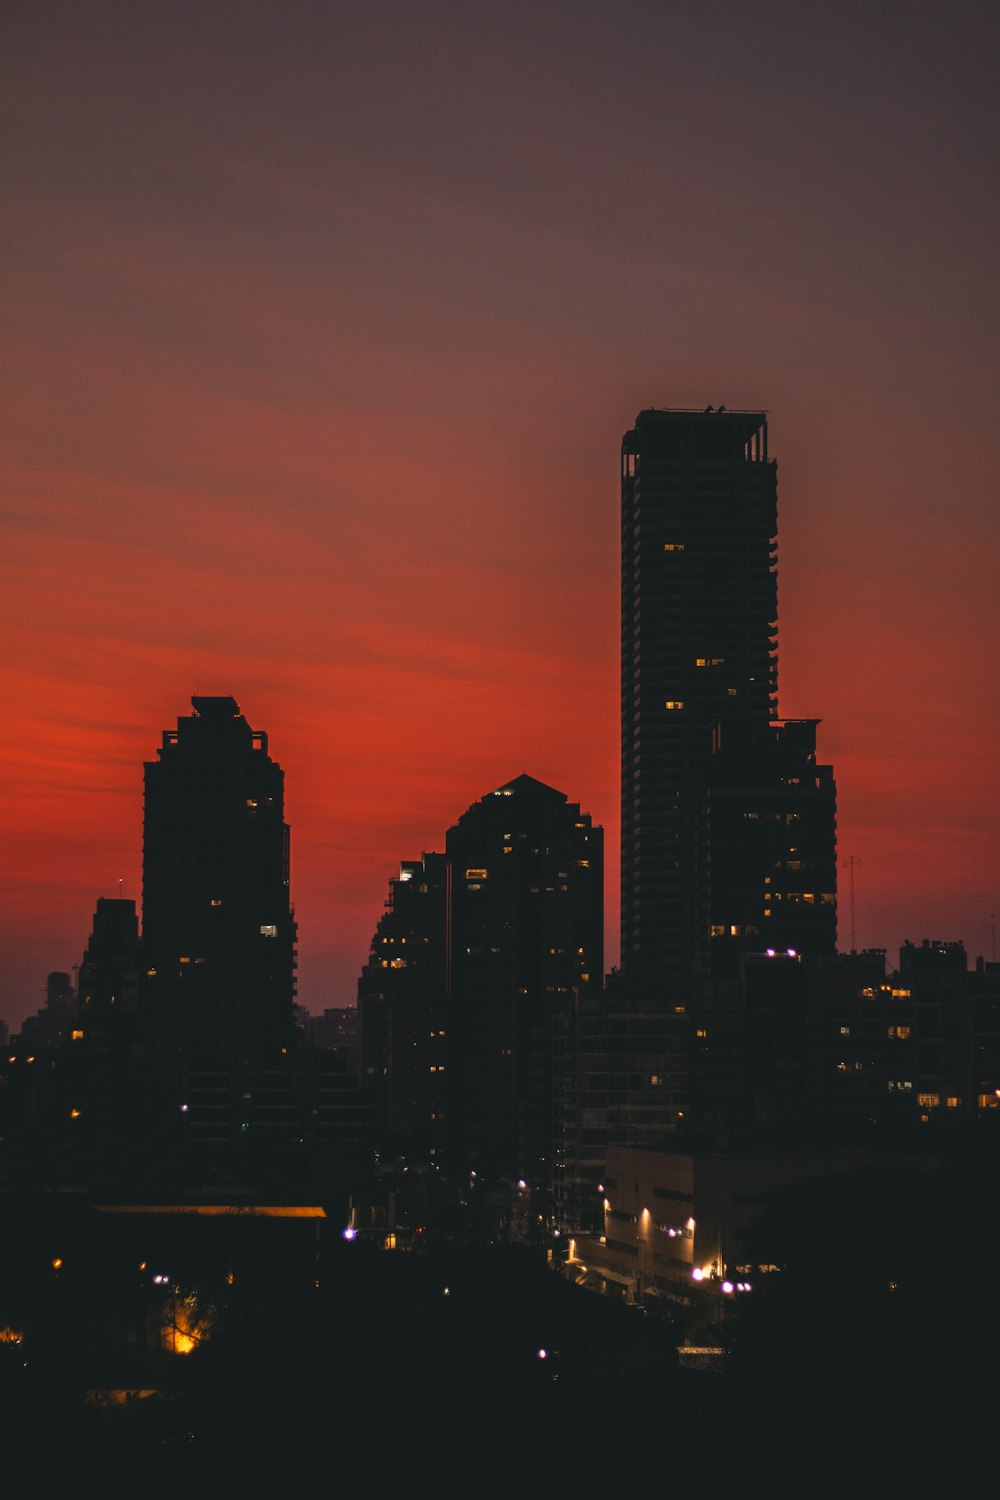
[142,696,297,1082]
[620,407,780,986]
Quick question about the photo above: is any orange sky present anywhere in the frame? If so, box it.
[2,1,998,1030]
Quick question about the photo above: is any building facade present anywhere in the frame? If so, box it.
[445,774,603,1196]
[359,775,604,1215]
[141,696,298,1111]
[620,407,780,987]
[614,406,838,1158]
[357,852,448,1161]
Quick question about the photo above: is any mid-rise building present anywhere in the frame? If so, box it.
[358,852,448,1160]
[359,775,604,1215]
[445,774,603,1195]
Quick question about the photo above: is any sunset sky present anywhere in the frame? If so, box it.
[3,0,997,1031]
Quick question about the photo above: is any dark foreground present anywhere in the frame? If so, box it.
[2,1219,993,1485]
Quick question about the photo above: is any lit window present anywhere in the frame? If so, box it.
[664,701,684,710]
[260,924,278,938]
[71,1029,84,1041]
[210,898,222,907]
[663,542,684,552]
[465,869,488,880]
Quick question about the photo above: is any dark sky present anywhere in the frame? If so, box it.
[2,0,998,1029]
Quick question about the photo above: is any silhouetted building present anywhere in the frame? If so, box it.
[359,775,603,1214]
[358,852,448,1159]
[14,970,78,1054]
[73,897,147,1143]
[141,696,298,1119]
[697,718,837,979]
[612,407,837,1155]
[446,774,603,1197]
[307,1005,361,1077]
[620,407,780,986]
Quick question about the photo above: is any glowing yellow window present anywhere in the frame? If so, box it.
[665,701,684,710]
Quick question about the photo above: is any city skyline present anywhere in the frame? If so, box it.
[3,2,998,1032]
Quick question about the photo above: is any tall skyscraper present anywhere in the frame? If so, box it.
[616,406,837,1151]
[142,696,297,1095]
[620,407,780,987]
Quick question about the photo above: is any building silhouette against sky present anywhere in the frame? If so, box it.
[358,850,448,1161]
[359,774,603,1210]
[620,407,782,985]
[612,407,838,1157]
[445,774,603,1194]
[142,696,297,1104]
